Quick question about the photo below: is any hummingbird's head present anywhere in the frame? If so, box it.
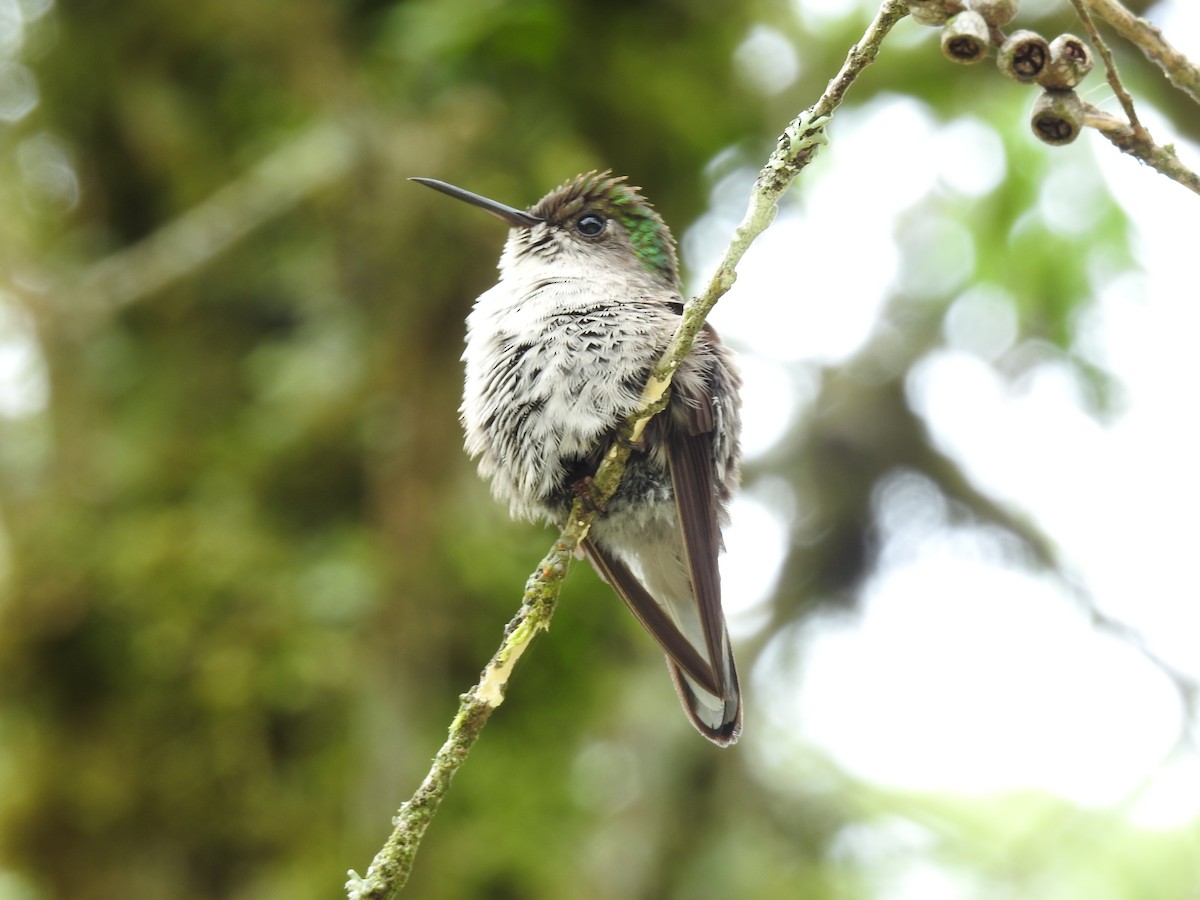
[411,171,680,290]
[524,171,679,288]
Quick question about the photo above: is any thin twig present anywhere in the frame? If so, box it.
[1066,0,1200,195]
[1068,0,1144,137]
[345,2,910,897]
[1079,0,1200,106]
[1045,0,1200,195]
[1084,104,1200,195]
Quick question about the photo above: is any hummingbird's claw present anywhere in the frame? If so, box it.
[571,476,606,515]
[614,430,646,452]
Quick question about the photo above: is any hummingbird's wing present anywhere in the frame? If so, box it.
[663,396,742,744]
[581,364,741,745]
[667,400,729,682]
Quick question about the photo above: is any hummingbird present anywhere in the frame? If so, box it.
[412,171,743,746]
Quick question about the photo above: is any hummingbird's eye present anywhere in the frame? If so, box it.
[575,214,606,237]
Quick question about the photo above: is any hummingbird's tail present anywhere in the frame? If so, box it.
[667,649,741,746]
[583,537,742,746]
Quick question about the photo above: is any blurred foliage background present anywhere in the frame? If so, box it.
[0,0,1197,898]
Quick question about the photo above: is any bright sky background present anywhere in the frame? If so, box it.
[694,0,1200,831]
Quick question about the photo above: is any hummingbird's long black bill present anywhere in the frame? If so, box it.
[410,177,543,228]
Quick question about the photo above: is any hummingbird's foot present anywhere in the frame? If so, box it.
[614,427,652,453]
[614,430,646,452]
[571,476,606,515]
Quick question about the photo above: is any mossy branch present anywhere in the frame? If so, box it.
[344,2,909,897]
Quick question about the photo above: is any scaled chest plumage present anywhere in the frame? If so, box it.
[461,268,682,524]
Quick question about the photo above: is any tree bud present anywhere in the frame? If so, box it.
[970,0,1018,27]
[1037,34,1094,90]
[997,29,1049,83]
[1031,89,1084,146]
[941,11,990,65]
[907,0,965,26]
